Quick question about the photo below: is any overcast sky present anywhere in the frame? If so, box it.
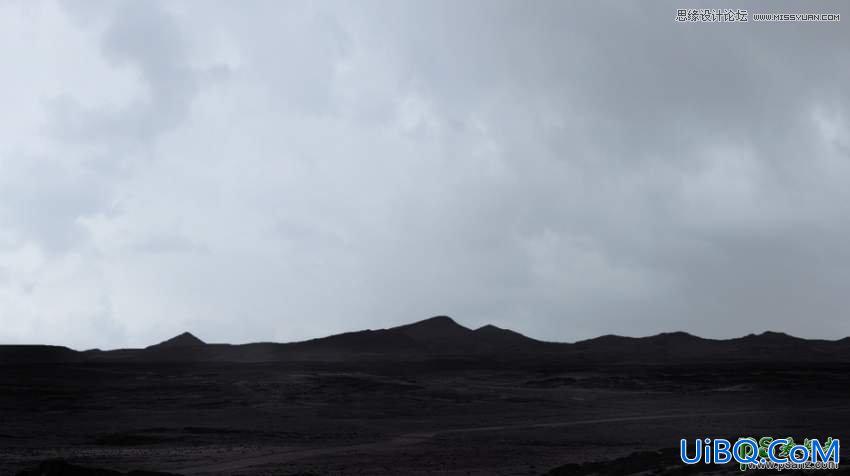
[1,1,848,349]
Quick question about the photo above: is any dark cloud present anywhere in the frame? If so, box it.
[0,0,848,348]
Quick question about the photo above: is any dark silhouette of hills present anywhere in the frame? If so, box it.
[276,316,540,357]
[473,324,539,347]
[396,315,473,344]
[2,316,849,364]
[569,329,849,362]
[0,345,82,364]
[572,331,722,360]
[146,332,206,349]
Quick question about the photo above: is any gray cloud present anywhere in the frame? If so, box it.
[0,0,848,349]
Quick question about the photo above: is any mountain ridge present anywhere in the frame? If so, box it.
[2,317,849,364]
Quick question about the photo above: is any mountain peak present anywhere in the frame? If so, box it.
[649,331,702,341]
[759,331,791,337]
[402,315,465,329]
[421,315,459,325]
[148,332,205,349]
[742,331,797,341]
[393,315,472,342]
[473,324,537,346]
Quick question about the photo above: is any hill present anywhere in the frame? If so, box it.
[146,332,206,349]
[1,317,849,364]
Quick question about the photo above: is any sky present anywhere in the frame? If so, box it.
[1,1,849,349]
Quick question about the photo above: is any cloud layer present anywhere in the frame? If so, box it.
[1,0,849,348]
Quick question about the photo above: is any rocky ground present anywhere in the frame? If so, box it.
[2,360,848,475]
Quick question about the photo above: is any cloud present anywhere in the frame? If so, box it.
[0,0,849,349]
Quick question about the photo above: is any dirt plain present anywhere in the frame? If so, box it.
[2,359,849,475]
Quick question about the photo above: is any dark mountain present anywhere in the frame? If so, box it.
[473,324,540,348]
[288,328,424,355]
[0,345,82,364]
[572,330,850,362]
[395,315,472,342]
[572,332,723,361]
[147,332,205,349]
[386,316,540,352]
[76,332,212,363]
[2,317,849,364]
[726,331,842,360]
[287,316,498,355]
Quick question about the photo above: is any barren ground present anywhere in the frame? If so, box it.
[2,361,848,474]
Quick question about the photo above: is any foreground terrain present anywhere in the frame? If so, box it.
[2,360,849,474]
[2,317,849,474]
